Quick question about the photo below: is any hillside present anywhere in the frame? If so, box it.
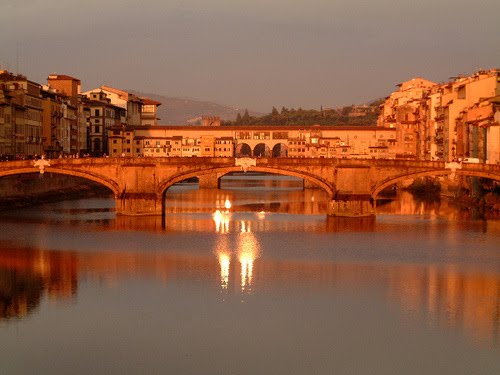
[130,91,261,125]
[131,91,382,126]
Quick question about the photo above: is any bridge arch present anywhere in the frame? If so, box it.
[253,143,270,158]
[157,166,335,198]
[371,169,500,198]
[235,143,252,157]
[272,143,288,157]
[0,167,121,197]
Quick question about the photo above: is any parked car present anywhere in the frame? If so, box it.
[462,158,480,163]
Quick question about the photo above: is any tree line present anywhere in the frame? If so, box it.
[223,104,381,126]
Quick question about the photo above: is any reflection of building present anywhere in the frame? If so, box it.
[0,243,499,346]
[0,248,78,320]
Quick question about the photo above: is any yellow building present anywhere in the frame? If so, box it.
[0,70,44,158]
[0,84,14,157]
[379,70,500,162]
[109,125,398,159]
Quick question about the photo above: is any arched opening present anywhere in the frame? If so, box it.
[159,167,332,218]
[272,143,288,158]
[253,143,270,158]
[93,138,101,154]
[0,172,115,211]
[235,143,252,157]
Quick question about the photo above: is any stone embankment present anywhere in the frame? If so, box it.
[0,173,112,210]
[407,177,500,214]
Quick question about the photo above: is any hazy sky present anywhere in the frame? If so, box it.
[1,0,499,112]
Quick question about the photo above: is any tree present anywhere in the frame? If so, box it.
[242,109,251,124]
[235,113,242,124]
[271,106,279,116]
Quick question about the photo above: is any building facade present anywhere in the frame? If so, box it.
[107,125,398,159]
[378,70,500,163]
[0,70,44,158]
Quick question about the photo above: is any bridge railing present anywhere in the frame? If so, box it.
[1,157,499,173]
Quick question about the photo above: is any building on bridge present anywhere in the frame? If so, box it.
[141,97,162,126]
[107,125,398,159]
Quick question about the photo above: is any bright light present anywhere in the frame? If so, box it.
[224,199,232,210]
[219,253,230,290]
[212,210,230,234]
[214,236,231,290]
[237,231,261,292]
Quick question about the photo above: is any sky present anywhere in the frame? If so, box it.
[1,0,499,112]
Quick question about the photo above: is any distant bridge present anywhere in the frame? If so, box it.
[1,158,499,217]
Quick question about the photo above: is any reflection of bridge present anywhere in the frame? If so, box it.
[1,246,499,346]
[1,158,499,216]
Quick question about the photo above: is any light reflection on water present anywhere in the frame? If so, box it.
[0,175,499,373]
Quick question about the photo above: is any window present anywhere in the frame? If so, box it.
[94,109,100,117]
[273,132,288,139]
[457,85,466,99]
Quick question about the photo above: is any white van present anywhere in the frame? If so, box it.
[462,157,480,163]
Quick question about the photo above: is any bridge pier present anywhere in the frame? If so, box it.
[198,174,221,189]
[303,180,321,189]
[116,193,163,216]
[328,198,375,218]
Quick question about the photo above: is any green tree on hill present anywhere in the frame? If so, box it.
[227,105,378,126]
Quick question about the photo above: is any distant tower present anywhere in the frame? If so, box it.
[47,74,81,107]
[202,116,221,126]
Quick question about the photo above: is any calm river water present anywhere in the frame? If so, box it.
[0,174,499,374]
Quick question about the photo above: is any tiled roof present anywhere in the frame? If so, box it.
[47,74,81,82]
[101,85,129,98]
[141,97,162,106]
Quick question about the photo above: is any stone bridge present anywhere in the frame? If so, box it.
[1,157,499,217]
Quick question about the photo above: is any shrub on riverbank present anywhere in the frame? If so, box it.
[407,178,441,198]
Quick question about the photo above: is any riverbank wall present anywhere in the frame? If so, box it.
[0,173,112,210]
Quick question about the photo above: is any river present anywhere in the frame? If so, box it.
[0,173,499,374]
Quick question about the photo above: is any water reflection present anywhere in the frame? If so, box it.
[1,174,500,358]
[165,185,328,216]
[237,225,260,293]
[0,246,498,347]
[215,236,231,290]
[212,211,261,293]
